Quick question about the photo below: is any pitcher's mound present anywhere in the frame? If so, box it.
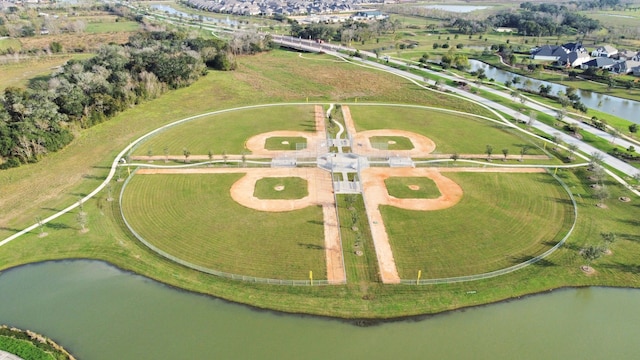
[274,185,285,191]
[408,185,420,191]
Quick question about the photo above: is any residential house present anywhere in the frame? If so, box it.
[611,60,640,74]
[531,42,590,67]
[615,49,638,60]
[581,56,616,70]
[591,45,618,58]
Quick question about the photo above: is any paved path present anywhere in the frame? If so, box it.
[0,350,24,360]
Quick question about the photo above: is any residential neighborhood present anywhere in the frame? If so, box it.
[531,42,640,75]
[183,0,384,16]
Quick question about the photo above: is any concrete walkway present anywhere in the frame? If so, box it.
[0,350,24,360]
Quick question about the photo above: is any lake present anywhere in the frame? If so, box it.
[1,261,639,359]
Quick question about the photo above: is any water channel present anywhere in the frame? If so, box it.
[1,261,639,359]
[468,59,640,124]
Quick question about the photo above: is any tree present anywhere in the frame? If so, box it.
[76,200,88,233]
[581,245,604,269]
[601,232,616,247]
[485,145,493,160]
[567,143,578,162]
[527,110,536,128]
[207,149,213,167]
[163,146,169,163]
[222,150,228,166]
[594,185,610,207]
[519,145,529,162]
[555,108,566,123]
[450,152,459,162]
[183,148,190,163]
[502,148,509,161]
[551,133,562,150]
[608,128,620,144]
[629,124,638,134]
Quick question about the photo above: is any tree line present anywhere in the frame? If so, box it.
[0,30,240,168]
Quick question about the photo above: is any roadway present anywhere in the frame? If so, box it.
[272,35,640,191]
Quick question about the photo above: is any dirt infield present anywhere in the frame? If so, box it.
[352,130,436,157]
[135,167,346,284]
[245,130,323,157]
[342,105,436,157]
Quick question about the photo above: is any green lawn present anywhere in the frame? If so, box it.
[370,136,414,150]
[132,105,316,156]
[121,173,325,280]
[254,177,308,199]
[385,177,441,199]
[264,136,307,151]
[383,172,573,278]
[350,105,541,155]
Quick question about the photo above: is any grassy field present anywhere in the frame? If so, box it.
[349,105,542,155]
[254,177,308,199]
[131,105,315,156]
[121,173,325,279]
[383,172,573,278]
[86,21,141,34]
[0,38,21,52]
[1,48,640,319]
[384,176,441,199]
[0,55,91,91]
[370,135,414,150]
[264,136,308,150]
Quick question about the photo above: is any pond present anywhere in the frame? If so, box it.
[468,59,640,124]
[1,261,640,359]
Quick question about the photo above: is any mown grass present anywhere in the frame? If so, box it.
[349,105,542,155]
[131,105,316,156]
[384,177,441,199]
[383,172,573,278]
[0,55,89,91]
[254,177,308,199]
[264,136,307,151]
[121,173,325,279]
[370,136,414,150]
[336,194,380,285]
[0,38,21,52]
[0,336,55,360]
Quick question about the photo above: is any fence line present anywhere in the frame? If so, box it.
[119,168,338,286]
[400,169,578,285]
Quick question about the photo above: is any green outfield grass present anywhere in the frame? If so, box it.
[264,136,307,151]
[121,173,326,279]
[132,105,316,157]
[370,136,414,150]
[383,172,573,278]
[385,177,441,199]
[254,177,308,199]
[349,105,541,155]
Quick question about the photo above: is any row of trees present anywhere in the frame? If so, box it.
[488,8,600,38]
[0,30,237,168]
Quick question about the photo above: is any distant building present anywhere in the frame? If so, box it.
[580,57,616,70]
[591,45,618,58]
[351,10,388,21]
